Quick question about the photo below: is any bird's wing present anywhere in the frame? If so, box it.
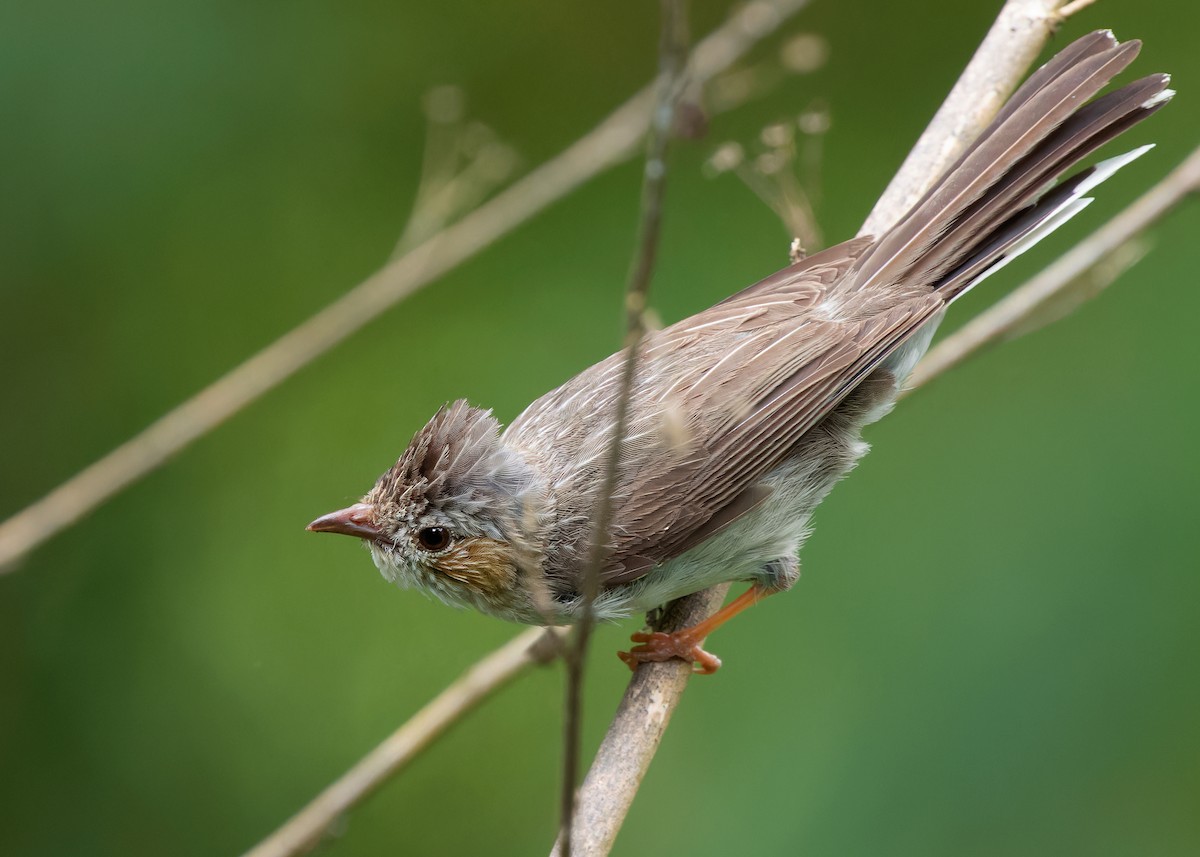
[600,275,942,583]
[505,238,942,586]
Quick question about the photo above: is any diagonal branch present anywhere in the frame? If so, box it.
[862,0,1087,236]
[241,627,564,857]
[0,0,816,574]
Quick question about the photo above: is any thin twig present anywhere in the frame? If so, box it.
[0,0,816,574]
[907,143,1200,391]
[560,3,691,855]
[241,627,563,857]
[1058,0,1099,20]
[391,93,520,257]
[561,2,1081,854]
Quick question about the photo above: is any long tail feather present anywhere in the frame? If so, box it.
[911,74,1172,294]
[933,145,1152,299]
[849,31,1170,301]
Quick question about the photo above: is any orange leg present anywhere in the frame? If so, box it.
[617,584,770,675]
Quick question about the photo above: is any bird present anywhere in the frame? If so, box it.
[308,31,1171,673]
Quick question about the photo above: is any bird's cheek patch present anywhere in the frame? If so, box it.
[430,537,518,598]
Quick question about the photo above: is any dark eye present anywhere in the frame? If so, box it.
[415,526,452,552]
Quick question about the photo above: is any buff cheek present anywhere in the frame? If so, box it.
[430,537,518,598]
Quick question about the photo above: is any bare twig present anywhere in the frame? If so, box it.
[241,627,563,857]
[390,90,521,256]
[1058,0,1099,20]
[562,2,1083,853]
[0,0,816,574]
[560,3,691,855]
[908,143,1200,391]
[548,587,728,857]
[736,120,828,250]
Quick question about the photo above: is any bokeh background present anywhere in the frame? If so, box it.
[2,1,1197,855]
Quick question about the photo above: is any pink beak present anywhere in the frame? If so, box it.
[306,503,382,542]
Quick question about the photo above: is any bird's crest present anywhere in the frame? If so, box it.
[371,400,540,525]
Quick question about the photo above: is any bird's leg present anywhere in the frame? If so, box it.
[617,583,773,675]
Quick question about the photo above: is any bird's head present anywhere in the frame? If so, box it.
[307,400,546,617]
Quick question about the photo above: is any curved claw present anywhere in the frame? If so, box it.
[616,584,770,675]
[617,630,723,674]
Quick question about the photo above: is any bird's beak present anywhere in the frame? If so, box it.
[306,503,382,541]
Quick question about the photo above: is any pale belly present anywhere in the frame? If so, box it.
[589,427,871,621]
[583,358,913,623]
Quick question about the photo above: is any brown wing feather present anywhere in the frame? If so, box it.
[600,285,942,583]
[504,239,946,586]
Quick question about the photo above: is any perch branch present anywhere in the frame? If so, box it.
[862,0,1088,235]
[0,0,816,574]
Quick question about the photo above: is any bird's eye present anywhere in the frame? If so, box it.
[415,526,452,552]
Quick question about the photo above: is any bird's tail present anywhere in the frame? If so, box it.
[850,30,1172,303]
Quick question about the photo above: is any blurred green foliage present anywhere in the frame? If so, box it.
[1,1,1197,855]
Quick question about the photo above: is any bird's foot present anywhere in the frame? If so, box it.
[618,629,723,675]
[616,584,773,675]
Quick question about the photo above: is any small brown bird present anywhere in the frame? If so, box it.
[309,32,1171,673]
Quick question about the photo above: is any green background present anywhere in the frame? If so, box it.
[2,1,1197,855]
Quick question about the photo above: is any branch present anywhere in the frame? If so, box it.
[241,627,563,857]
[559,3,690,855]
[0,0,817,574]
[548,588,728,857]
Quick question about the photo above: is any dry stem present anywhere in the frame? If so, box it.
[862,0,1086,236]
[559,2,690,854]
[242,627,563,857]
